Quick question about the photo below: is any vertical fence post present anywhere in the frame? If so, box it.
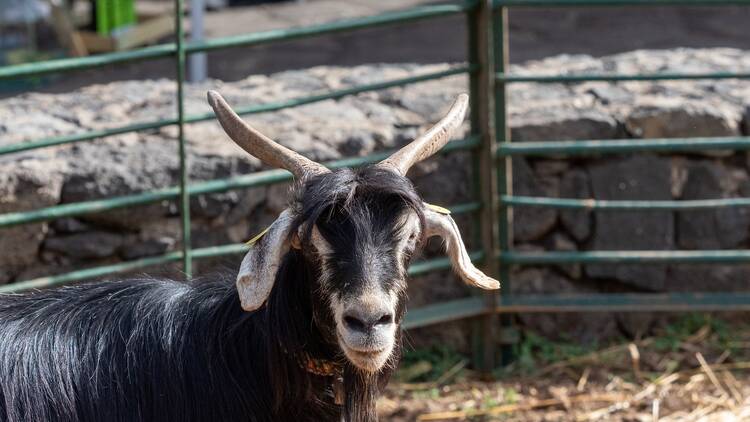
[469,0,499,375]
[493,4,514,364]
[175,0,193,277]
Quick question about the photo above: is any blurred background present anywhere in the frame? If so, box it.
[2,0,750,93]
[2,0,750,420]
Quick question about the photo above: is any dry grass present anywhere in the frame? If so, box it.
[381,315,750,421]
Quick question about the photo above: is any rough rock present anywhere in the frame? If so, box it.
[559,169,592,242]
[407,267,467,310]
[406,320,475,356]
[120,237,175,260]
[59,135,179,230]
[338,130,378,157]
[135,218,183,252]
[616,313,657,339]
[512,158,557,242]
[0,111,80,145]
[586,156,674,290]
[51,218,90,234]
[511,107,620,142]
[410,153,473,209]
[586,84,633,106]
[511,268,619,343]
[0,158,65,284]
[549,232,581,279]
[222,186,268,226]
[266,183,293,214]
[677,162,750,250]
[190,192,241,220]
[625,97,741,139]
[394,72,468,122]
[666,264,750,292]
[533,160,570,177]
[44,230,124,260]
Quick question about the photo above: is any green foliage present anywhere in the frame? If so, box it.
[398,345,465,383]
[509,331,593,374]
[503,387,518,404]
[653,313,732,352]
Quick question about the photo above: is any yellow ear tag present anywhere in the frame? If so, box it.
[425,203,451,215]
[246,226,270,246]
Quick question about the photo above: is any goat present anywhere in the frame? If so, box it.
[0,92,499,422]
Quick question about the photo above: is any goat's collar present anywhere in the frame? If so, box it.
[297,352,343,378]
[296,352,345,405]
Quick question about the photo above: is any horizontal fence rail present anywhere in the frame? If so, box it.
[501,195,750,210]
[497,137,750,156]
[405,291,750,330]
[2,65,475,156]
[404,296,486,329]
[186,1,478,53]
[496,70,750,83]
[184,65,477,123]
[500,250,750,264]
[0,2,477,82]
[0,44,176,80]
[493,292,750,312]
[0,246,485,294]
[0,137,480,228]
[489,1,750,364]
[0,120,177,156]
[404,291,750,329]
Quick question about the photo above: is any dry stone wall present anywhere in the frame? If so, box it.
[2,48,750,342]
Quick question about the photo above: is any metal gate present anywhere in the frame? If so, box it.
[1,0,749,368]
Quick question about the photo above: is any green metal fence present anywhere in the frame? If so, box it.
[1,0,750,366]
[0,0,490,336]
[493,0,750,319]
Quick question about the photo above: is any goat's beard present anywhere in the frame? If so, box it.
[344,366,379,422]
[342,332,401,422]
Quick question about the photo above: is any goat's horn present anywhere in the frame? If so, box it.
[380,93,469,176]
[207,90,330,179]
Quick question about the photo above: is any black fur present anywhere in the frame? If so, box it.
[0,166,424,422]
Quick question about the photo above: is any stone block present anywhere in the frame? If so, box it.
[586,156,674,290]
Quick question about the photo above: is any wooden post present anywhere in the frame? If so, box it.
[48,0,88,56]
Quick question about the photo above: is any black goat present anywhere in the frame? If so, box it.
[0,92,499,422]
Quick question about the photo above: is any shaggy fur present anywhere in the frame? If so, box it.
[0,166,425,422]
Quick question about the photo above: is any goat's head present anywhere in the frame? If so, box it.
[208,91,500,373]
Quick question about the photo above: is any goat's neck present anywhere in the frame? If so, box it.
[264,250,341,418]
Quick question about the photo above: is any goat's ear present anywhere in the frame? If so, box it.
[237,209,295,311]
[423,205,500,290]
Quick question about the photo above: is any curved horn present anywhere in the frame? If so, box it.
[380,93,469,176]
[207,90,329,179]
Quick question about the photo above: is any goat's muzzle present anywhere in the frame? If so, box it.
[334,292,398,372]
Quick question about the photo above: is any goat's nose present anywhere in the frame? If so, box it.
[343,310,394,334]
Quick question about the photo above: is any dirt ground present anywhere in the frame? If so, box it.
[381,317,750,421]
